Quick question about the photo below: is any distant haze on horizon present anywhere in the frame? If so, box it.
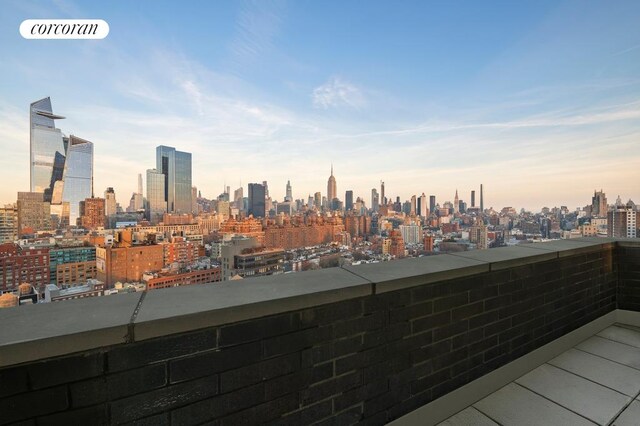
[0,0,639,212]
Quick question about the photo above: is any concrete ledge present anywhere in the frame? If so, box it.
[0,237,630,368]
[133,268,372,341]
[448,246,557,271]
[390,309,640,426]
[343,254,490,293]
[0,292,143,367]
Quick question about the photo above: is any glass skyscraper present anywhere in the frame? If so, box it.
[248,183,266,218]
[61,136,94,224]
[30,97,66,199]
[156,145,192,214]
[146,169,166,224]
[30,98,94,225]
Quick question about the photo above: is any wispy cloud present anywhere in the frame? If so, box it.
[229,0,286,67]
[312,77,365,110]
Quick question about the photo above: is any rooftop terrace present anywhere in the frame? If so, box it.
[0,237,639,425]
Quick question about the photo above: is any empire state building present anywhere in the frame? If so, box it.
[327,165,337,206]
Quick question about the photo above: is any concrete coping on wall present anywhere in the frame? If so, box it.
[0,237,637,368]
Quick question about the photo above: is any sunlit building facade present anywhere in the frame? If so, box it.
[156,146,192,214]
[146,169,166,224]
[61,136,94,224]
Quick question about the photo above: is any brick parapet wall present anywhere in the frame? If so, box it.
[0,239,637,425]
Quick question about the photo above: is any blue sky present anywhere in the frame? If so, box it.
[0,0,639,211]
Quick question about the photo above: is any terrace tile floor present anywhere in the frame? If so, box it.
[439,324,640,426]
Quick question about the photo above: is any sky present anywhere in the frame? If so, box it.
[0,0,639,212]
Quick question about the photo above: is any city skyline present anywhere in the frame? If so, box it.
[1,1,639,210]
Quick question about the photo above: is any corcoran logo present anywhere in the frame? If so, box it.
[20,19,109,39]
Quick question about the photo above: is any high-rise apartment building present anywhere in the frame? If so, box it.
[146,169,166,224]
[591,190,608,217]
[608,203,638,238]
[0,204,18,244]
[17,192,51,235]
[410,195,417,216]
[156,145,192,214]
[429,196,436,214]
[248,183,266,218]
[327,165,337,208]
[371,189,379,213]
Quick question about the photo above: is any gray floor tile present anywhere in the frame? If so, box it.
[473,383,595,426]
[438,407,499,426]
[598,326,640,349]
[549,348,640,397]
[515,364,631,425]
[577,336,640,370]
[613,400,640,426]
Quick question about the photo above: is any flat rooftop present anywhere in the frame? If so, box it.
[438,324,640,426]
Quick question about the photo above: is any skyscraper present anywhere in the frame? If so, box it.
[429,195,436,214]
[285,180,293,202]
[371,189,379,213]
[29,98,93,225]
[381,181,385,205]
[480,184,484,212]
[146,169,166,224]
[60,135,94,224]
[29,97,66,199]
[419,193,427,217]
[345,190,354,211]
[128,174,144,212]
[234,187,244,211]
[591,190,608,217]
[156,145,192,214]
[410,195,417,216]
[327,165,337,208]
[471,190,476,207]
[248,183,266,218]
[104,187,116,217]
[454,189,459,214]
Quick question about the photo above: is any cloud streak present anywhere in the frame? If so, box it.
[312,77,365,110]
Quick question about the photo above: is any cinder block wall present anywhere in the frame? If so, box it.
[0,240,636,425]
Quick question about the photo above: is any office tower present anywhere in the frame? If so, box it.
[156,145,192,214]
[29,97,66,199]
[480,184,484,212]
[0,204,18,243]
[285,180,293,202]
[104,187,116,217]
[345,190,354,211]
[80,198,105,229]
[429,196,436,214]
[327,165,337,208]
[248,183,266,218]
[454,190,459,214]
[371,189,379,213]
[234,187,244,211]
[591,190,608,217]
[57,135,94,224]
[29,98,93,224]
[17,192,51,234]
[381,181,385,205]
[471,190,476,207]
[146,169,166,224]
[410,195,417,216]
[419,193,427,217]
